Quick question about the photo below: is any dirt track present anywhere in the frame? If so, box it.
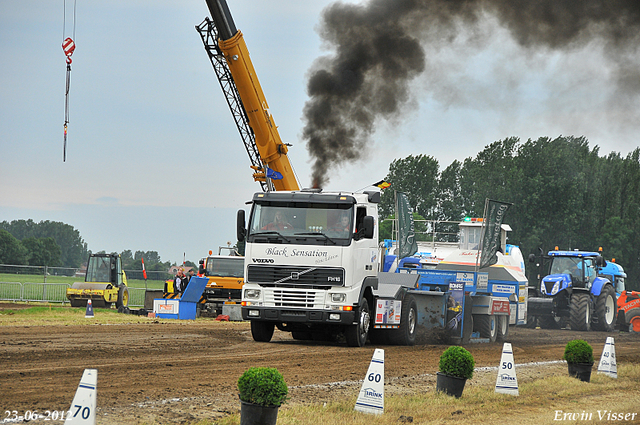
[1,312,639,424]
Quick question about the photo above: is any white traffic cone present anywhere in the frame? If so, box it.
[85,299,95,318]
[597,337,617,378]
[355,348,385,415]
[64,369,97,424]
[495,342,519,395]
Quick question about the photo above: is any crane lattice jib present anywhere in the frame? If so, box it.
[196,18,269,192]
[196,15,300,191]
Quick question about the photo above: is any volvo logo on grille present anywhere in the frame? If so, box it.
[291,272,300,280]
[253,258,274,263]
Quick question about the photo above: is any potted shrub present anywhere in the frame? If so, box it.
[238,367,288,425]
[564,339,594,382]
[436,346,475,398]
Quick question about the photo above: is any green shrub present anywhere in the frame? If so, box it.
[439,346,475,380]
[238,367,288,407]
[563,339,594,364]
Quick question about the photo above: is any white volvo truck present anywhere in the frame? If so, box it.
[238,189,381,347]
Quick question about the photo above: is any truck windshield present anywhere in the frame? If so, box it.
[248,203,354,245]
[205,257,244,278]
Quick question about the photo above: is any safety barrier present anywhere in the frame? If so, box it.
[0,282,24,302]
[23,282,71,303]
[127,287,146,308]
[0,281,145,307]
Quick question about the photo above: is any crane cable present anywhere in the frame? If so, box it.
[62,0,77,162]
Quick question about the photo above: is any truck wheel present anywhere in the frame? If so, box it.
[116,287,129,309]
[592,284,617,332]
[389,295,418,346]
[475,314,497,343]
[251,321,274,342]
[496,315,510,342]
[345,298,371,347]
[569,292,591,331]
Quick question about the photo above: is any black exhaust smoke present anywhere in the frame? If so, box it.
[303,0,640,188]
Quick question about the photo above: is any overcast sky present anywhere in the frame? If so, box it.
[1,0,638,266]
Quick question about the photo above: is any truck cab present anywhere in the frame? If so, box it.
[198,254,244,316]
[238,189,380,346]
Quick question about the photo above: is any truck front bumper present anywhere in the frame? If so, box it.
[241,306,356,325]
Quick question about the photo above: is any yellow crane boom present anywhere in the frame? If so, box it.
[198,0,299,191]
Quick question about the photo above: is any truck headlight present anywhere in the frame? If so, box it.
[551,281,560,295]
[245,289,261,299]
[330,293,346,303]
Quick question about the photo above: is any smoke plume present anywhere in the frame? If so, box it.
[303,0,640,188]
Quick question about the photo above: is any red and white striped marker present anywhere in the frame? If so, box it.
[141,257,148,280]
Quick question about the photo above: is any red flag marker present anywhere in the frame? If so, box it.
[141,257,148,280]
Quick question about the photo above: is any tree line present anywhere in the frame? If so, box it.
[380,136,640,290]
[0,220,185,271]
[0,220,87,267]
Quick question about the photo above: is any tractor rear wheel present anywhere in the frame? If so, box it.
[569,293,591,331]
[592,284,616,332]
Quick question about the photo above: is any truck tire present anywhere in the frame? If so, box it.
[569,292,591,331]
[388,295,418,346]
[592,284,617,332]
[251,320,275,342]
[475,314,497,343]
[496,315,510,342]
[116,287,129,309]
[345,298,371,347]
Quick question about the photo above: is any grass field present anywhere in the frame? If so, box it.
[0,304,162,325]
[0,272,166,289]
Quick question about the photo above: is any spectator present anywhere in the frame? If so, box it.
[174,269,184,293]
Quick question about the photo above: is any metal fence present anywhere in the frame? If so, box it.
[0,264,80,281]
[0,264,172,283]
[0,281,146,307]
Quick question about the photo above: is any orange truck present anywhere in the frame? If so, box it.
[197,251,244,317]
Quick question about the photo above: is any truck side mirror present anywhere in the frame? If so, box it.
[596,255,606,267]
[237,210,246,242]
[362,216,375,239]
[528,254,536,263]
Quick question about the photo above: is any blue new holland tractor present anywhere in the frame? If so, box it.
[528,249,617,331]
